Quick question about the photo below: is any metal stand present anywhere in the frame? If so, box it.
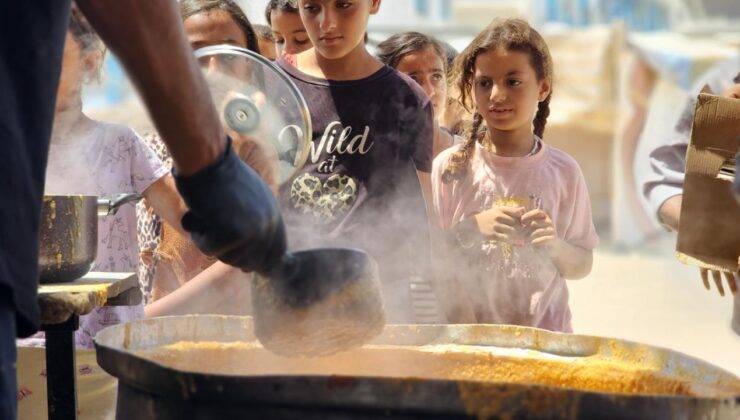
[41,315,79,420]
[37,272,141,420]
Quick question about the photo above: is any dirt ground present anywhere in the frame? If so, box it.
[569,232,740,376]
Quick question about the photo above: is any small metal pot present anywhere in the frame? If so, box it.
[38,193,142,284]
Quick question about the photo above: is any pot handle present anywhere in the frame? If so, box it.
[97,193,143,216]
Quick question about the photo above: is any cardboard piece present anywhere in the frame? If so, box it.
[676,93,740,272]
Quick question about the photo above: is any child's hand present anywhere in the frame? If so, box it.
[230,132,279,194]
[699,268,738,297]
[521,209,559,250]
[722,83,740,100]
[474,206,525,242]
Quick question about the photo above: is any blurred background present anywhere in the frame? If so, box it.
[84,0,740,374]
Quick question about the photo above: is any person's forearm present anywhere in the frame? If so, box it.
[75,0,225,176]
[658,195,682,232]
[143,175,188,236]
[547,239,593,280]
[144,261,249,317]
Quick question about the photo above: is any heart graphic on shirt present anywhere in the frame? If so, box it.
[290,173,358,222]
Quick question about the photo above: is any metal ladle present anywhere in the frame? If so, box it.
[251,248,385,357]
[197,45,386,357]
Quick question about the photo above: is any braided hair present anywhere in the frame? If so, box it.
[442,18,554,183]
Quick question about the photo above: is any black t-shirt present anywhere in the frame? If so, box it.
[276,59,433,322]
[0,1,71,336]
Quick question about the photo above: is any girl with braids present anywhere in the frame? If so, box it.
[431,19,598,331]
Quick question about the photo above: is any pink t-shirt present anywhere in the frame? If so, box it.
[431,140,598,332]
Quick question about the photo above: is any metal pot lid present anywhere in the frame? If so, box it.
[194,45,311,185]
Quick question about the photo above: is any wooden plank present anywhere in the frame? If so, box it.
[38,272,138,325]
[39,272,137,298]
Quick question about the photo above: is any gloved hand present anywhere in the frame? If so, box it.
[174,137,286,274]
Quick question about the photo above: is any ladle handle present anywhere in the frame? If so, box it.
[263,252,299,279]
[97,193,143,216]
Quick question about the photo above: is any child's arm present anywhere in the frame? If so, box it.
[142,175,188,236]
[521,209,593,279]
[429,158,479,323]
[144,261,250,317]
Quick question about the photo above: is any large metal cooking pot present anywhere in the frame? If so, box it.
[39,194,142,284]
[94,316,740,419]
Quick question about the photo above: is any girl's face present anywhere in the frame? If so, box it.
[55,32,99,113]
[270,9,311,57]
[472,48,550,134]
[298,0,380,60]
[184,10,250,77]
[395,46,447,116]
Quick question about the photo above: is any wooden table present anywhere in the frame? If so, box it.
[38,272,140,420]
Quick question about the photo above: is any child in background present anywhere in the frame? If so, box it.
[266,0,312,61]
[277,0,439,324]
[253,24,278,60]
[432,19,598,331]
[18,7,186,418]
[377,31,460,157]
[38,7,186,348]
[139,0,275,317]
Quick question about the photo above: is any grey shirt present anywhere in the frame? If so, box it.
[642,57,740,217]
[641,56,739,335]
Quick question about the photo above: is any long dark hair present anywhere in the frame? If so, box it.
[443,19,553,183]
[180,0,260,54]
[376,32,447,73]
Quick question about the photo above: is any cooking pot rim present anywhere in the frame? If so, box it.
[93,315,740,403]
[96,342,740,405]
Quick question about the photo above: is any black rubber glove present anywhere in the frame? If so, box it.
[174,137,286,274]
